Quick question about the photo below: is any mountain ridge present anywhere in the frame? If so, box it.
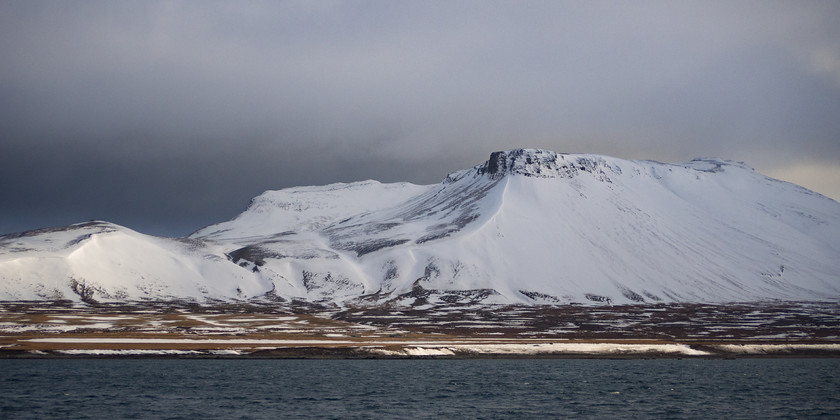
[2,149,839,306]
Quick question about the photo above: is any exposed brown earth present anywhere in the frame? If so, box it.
[1,301,838,358]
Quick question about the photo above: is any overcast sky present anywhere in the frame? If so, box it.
[2,0,839,237]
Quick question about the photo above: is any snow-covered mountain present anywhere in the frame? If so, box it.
[2,149,839,306]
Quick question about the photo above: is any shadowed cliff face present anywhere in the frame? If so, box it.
[475,149,618,182]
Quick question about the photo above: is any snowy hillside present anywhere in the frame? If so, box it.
[0,222,272,302]
[2,149,839,305]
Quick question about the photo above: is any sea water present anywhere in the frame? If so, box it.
[2,359,839,419]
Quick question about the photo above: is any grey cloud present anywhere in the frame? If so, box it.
[2,1,840,236]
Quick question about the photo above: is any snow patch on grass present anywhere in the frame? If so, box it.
[57,349,201,355]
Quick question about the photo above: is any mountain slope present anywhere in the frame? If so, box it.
[2,149,839,305]
[0,222,271,302]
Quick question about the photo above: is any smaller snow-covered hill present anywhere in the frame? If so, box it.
[0,221,270,302]
[1,149,839,306]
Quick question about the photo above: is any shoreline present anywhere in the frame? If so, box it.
[2,301,838,359]
[4,338,840,359]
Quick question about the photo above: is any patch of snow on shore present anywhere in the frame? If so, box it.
[57,349,201,355]
[367,342,711,356]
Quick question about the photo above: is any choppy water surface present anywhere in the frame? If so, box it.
[2,359,838,419]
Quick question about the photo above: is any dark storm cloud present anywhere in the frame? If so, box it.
[2,1,840,236]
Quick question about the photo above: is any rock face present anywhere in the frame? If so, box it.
[477,149,612,180]
[2,149,840,306]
